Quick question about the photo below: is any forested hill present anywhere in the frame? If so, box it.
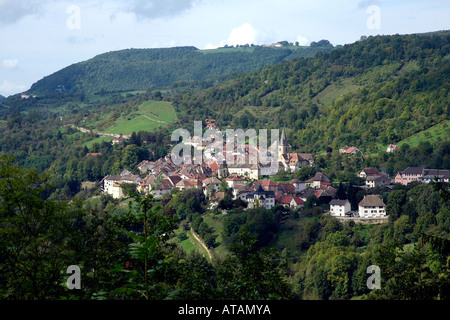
[176,31,450,153]
[27,43,334,95]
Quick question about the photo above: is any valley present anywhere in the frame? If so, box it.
[0,30,448,301]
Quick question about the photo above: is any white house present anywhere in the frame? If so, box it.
[386,144,400,153]
[278,195,305,210]
[358,195,386,218]
[358,167,380,178]
[329,199,351,217]
[102,171,141,199]
[227,162,260,180]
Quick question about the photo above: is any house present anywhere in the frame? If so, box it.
[315,186,337,200]
[276,183,297,196]
[358,195,386,218]
[395,167,450,185]
[258,161,281,177]
[205,119,218,130]
[261,179,278,192]
[277,195,305,210]
[151,178,176,198]
[298,153,314,167]
[209,191,226,209]
[176,179,201,190]
[394,167,425,185]
[386,144,400,153]
[112,137,124,145]
[417,169,450,184]
[203,177,221,197]
[234,181,260,201]
[358,167,380,178]
[109,181,125,198]
[306,172,330,189]
[227,162,260,180]
[102,170,141,198]
[365,174,391,188]
[299,188,317,202]
[225,175,245,189]
[138,174,157,194]
[137,160,154,174]
[329,199,351,217]
[246,184,276,209]
[86,152,102,157]
[286,153,313,171]
[339,146,360,155]
[290,179,306,193]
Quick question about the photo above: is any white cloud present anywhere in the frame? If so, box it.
[226,23,257,46]
[295,35,310,46]
[203,43,219,50]
[0,79,28,97]
[205,22,269,49]
[2,58,19,70]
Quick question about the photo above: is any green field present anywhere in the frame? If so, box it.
[82,136,114,148]
[202,213,230,257]
[91,100,177,135]
[171,228,199,255]
[397,120,450,148]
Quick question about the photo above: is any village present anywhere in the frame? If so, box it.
[100,120,450,224]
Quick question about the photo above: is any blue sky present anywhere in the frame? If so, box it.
[0,0,449,96]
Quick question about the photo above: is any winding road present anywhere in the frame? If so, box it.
[67,124,130,139]
[189,228,213,261]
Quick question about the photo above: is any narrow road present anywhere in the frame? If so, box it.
[190,228,213,261]
[67,124,130,139]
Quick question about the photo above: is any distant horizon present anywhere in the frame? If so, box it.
[1,0,449,97]
[1,28,447,98]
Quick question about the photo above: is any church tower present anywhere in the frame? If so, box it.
[278,128,291,159]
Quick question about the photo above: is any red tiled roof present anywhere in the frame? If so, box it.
[261,179,278,186]
[209,161,219,171]
[345,147,358,154]
[279,196,304,205]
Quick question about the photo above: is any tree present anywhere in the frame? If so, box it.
[0,154,77,299]
[386,189,406,222]
[215,227,293,299]
[113,189,178,299]
[296,166,317,181]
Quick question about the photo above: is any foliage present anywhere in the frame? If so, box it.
[214,227,293,299]
[176,31,450,153]
[28,45,334,95]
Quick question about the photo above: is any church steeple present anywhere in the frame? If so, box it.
[278,128,291,158]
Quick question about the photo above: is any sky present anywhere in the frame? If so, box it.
[0,0,449,97]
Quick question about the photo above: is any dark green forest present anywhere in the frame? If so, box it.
[175,31,449,153]
[27,44,334,95]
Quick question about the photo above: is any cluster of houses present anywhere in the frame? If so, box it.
[101,127,328,211]
[100,122,449,222]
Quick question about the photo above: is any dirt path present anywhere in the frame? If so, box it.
[67,124,130,139]
[190,228,213,261]
[139,114,168,124]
